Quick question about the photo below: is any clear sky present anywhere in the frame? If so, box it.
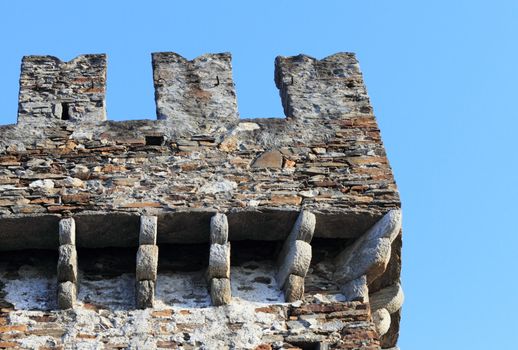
[0,1,517,349]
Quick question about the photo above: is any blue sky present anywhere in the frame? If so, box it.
[1,1,517,348]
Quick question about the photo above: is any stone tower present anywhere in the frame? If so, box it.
[0,52,403,349]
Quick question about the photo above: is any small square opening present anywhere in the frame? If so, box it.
[145,135,165,146]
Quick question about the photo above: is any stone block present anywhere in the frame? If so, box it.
[210,213,228,244]
[277,210,315,267]
[340,274,369,302]
[57,244,77,283]
[208,243,230,279]
[139,215,157,245]
[283,274,304,302]
[372,308,391,337]
[210,278,231,306]
[136,245,159,281]
[290,210,316,243]
[276,240,312,288]
[251,150,283,168]
[58,281,76,309]
[370,282,404,314]
[334,209,402,284]
[136,280,155,309]
[59,218,76,245]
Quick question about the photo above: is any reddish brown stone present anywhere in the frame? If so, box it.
[252,150,283,168]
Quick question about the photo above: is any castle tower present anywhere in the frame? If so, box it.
[0,52,403,349]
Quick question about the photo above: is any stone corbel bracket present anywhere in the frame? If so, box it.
[276,210,315,302]
[136,215,159,309]
[208,213,231,306]
[334,209,403,340]
[57,218,78,309]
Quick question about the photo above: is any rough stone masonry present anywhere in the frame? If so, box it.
[0,52,403,349]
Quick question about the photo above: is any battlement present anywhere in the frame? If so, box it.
[12,52,371,138]
[0,52,403,349]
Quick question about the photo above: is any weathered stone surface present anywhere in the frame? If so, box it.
[334,209,402,284]
[277,240,312,288]
[18,55,106,124]
[289,210,316,243]
[139,215,157,245]
[372,308,391,337]
[283,274,304,302]
[210,213,228,244]
[251,150,283,168]
[340,274,369,302]
[136,245,159,281]
[370,282,404,314]
[57,281,76,309]
[57,244,77,283]
[0,51,403,348]
[210,277,231,306]
[136,280,155,309]
[152,52,238,135]
[58,218,76,245]
[208,243,230,279]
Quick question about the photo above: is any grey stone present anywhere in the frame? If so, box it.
[57,244,77,283]
[372,308,391,337]
[334,209,402,284]
[340,274,369,302]
[370,282,404,314]
[277,210,315,269]
[210,278,231,306]
[276,240,312,288]
[136,280,155,309]
[18,55,106,124]
[59,218,76,245]
[152,52,238,135]
[57,281,76,309]
[208,243,230,279]
[210,213,228,244]
[139,215,157,245]
[136,245,159,281]
[290,210,316,243]
[289,210,316,243]
[283,274,304,302]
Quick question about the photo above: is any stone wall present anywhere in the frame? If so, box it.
[0,52,403,349]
